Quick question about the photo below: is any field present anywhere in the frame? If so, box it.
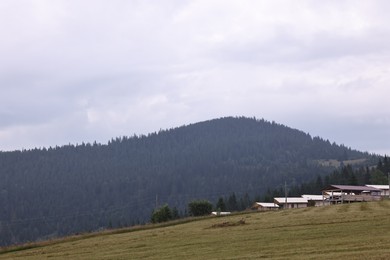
[2,200,390,259]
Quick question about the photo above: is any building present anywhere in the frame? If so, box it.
[301,194,330,207]
[365,185,390,197]
[211,211,231,216]
[251,202,280,211]
[274,197,308,209]
[322,185,381,204]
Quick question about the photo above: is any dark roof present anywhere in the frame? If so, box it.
[322,185,381,192]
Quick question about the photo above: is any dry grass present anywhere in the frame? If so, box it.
[2,200,390,259]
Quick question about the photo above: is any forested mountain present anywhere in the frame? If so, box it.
[0,117,377,246]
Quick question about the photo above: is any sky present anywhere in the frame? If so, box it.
[0,0,389,155]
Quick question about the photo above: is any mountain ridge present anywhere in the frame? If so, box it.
[0,116,376,246]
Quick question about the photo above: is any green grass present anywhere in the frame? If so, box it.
[2,200,390,259]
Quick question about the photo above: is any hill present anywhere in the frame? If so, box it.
[0,116,376,246]
[1,200,390,259]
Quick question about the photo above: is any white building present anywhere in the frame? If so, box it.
[274,197,308,209]
[365,185,390,197]
[252,202,280,211]
[301,194,330,207]
[211,211,231,216]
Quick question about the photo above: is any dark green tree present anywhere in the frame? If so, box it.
[370,169,388,184]
[171,207,180,220]
[151,204,172,223]
[188,200,212,216]
[315,175,323,190]
[216,197,226,212]
[227,192,238,211]
[379,155,390,174]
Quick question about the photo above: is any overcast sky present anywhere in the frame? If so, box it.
[1,0,389,155]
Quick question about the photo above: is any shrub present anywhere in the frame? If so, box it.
[151,204,172,223]
[188,200,212,216]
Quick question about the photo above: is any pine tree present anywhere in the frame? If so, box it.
[227,193,238,211]
[216,197,226,212]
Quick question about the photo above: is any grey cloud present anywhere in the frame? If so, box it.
[209,28,390,65]
[0,1,389,155]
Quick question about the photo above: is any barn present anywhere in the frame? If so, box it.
[322,185,381,204]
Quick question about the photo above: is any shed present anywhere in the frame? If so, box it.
[251,202,280,211]
[301,194,330,207]
[274,197,308,209]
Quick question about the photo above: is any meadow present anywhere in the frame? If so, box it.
[2,200,390,259]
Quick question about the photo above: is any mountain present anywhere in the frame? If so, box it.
[0,116,375,246]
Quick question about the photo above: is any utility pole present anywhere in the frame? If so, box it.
[285,181,288,209]
[155,194,158,209]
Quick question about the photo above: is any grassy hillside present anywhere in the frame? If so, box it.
[2,200,390,259]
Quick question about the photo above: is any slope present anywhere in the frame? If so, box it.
[2,200,390,259]
[0,116,375,246]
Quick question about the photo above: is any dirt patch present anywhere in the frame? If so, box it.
[209,219,246,228]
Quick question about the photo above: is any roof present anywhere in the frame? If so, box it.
[254,202,279,208]
[322,185,381,192]
[274,197,308,204]
[365,185,389,190]
[324,191,343,196]
[301,194,325,201]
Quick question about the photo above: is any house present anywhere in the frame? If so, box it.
[301,194,330,207]
[322,185,381,204]
[365,185,390,197]
[274,197,308,209]
[251,202,280,211]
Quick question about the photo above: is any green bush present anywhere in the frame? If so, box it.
[188,200,212,216]
[151,204,172,223]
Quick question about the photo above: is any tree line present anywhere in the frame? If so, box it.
[263,155,390,200]
[0,117,378,246]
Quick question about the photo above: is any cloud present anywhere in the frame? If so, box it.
[0,0,389,154]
